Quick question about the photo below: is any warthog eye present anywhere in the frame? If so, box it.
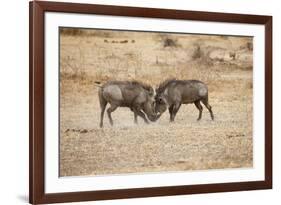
[158,98,164,104]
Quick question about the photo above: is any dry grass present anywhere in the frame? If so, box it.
[59,28,253,177]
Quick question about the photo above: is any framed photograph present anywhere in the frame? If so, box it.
[29,1,272,204]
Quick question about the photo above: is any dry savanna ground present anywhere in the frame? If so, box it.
[59,28,253,177]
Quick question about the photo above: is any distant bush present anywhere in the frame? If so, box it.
[192,45,203,60]
[60,28,115,38]
[229,52,236,60]
[163,38,178,48]
[219,35,229,40]
[247,42,253,51]
[60,28,85,36]
[191,44,215,66]
[120,40,128,43]
[239,41,253,51]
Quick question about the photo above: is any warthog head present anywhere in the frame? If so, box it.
[154,92,168,116]
[143,88,161,122]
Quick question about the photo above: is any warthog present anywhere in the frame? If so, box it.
[155,79,214,122]
[96,81,159,128]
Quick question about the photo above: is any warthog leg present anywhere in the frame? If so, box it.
[134,112,138,124]
[194,100,203,121]
[133,107,149,124]
[170,103,181,122]
[98,90,107,128]
[201,98,214,120]
[130,107,138,124]
[168,105,174,122]
[107,104,118,126]
[99,102,107,128]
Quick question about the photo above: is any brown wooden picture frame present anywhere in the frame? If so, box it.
[29,1,272,204]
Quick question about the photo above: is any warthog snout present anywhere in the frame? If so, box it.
[146,112,161,122]
[155,96,168,115]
